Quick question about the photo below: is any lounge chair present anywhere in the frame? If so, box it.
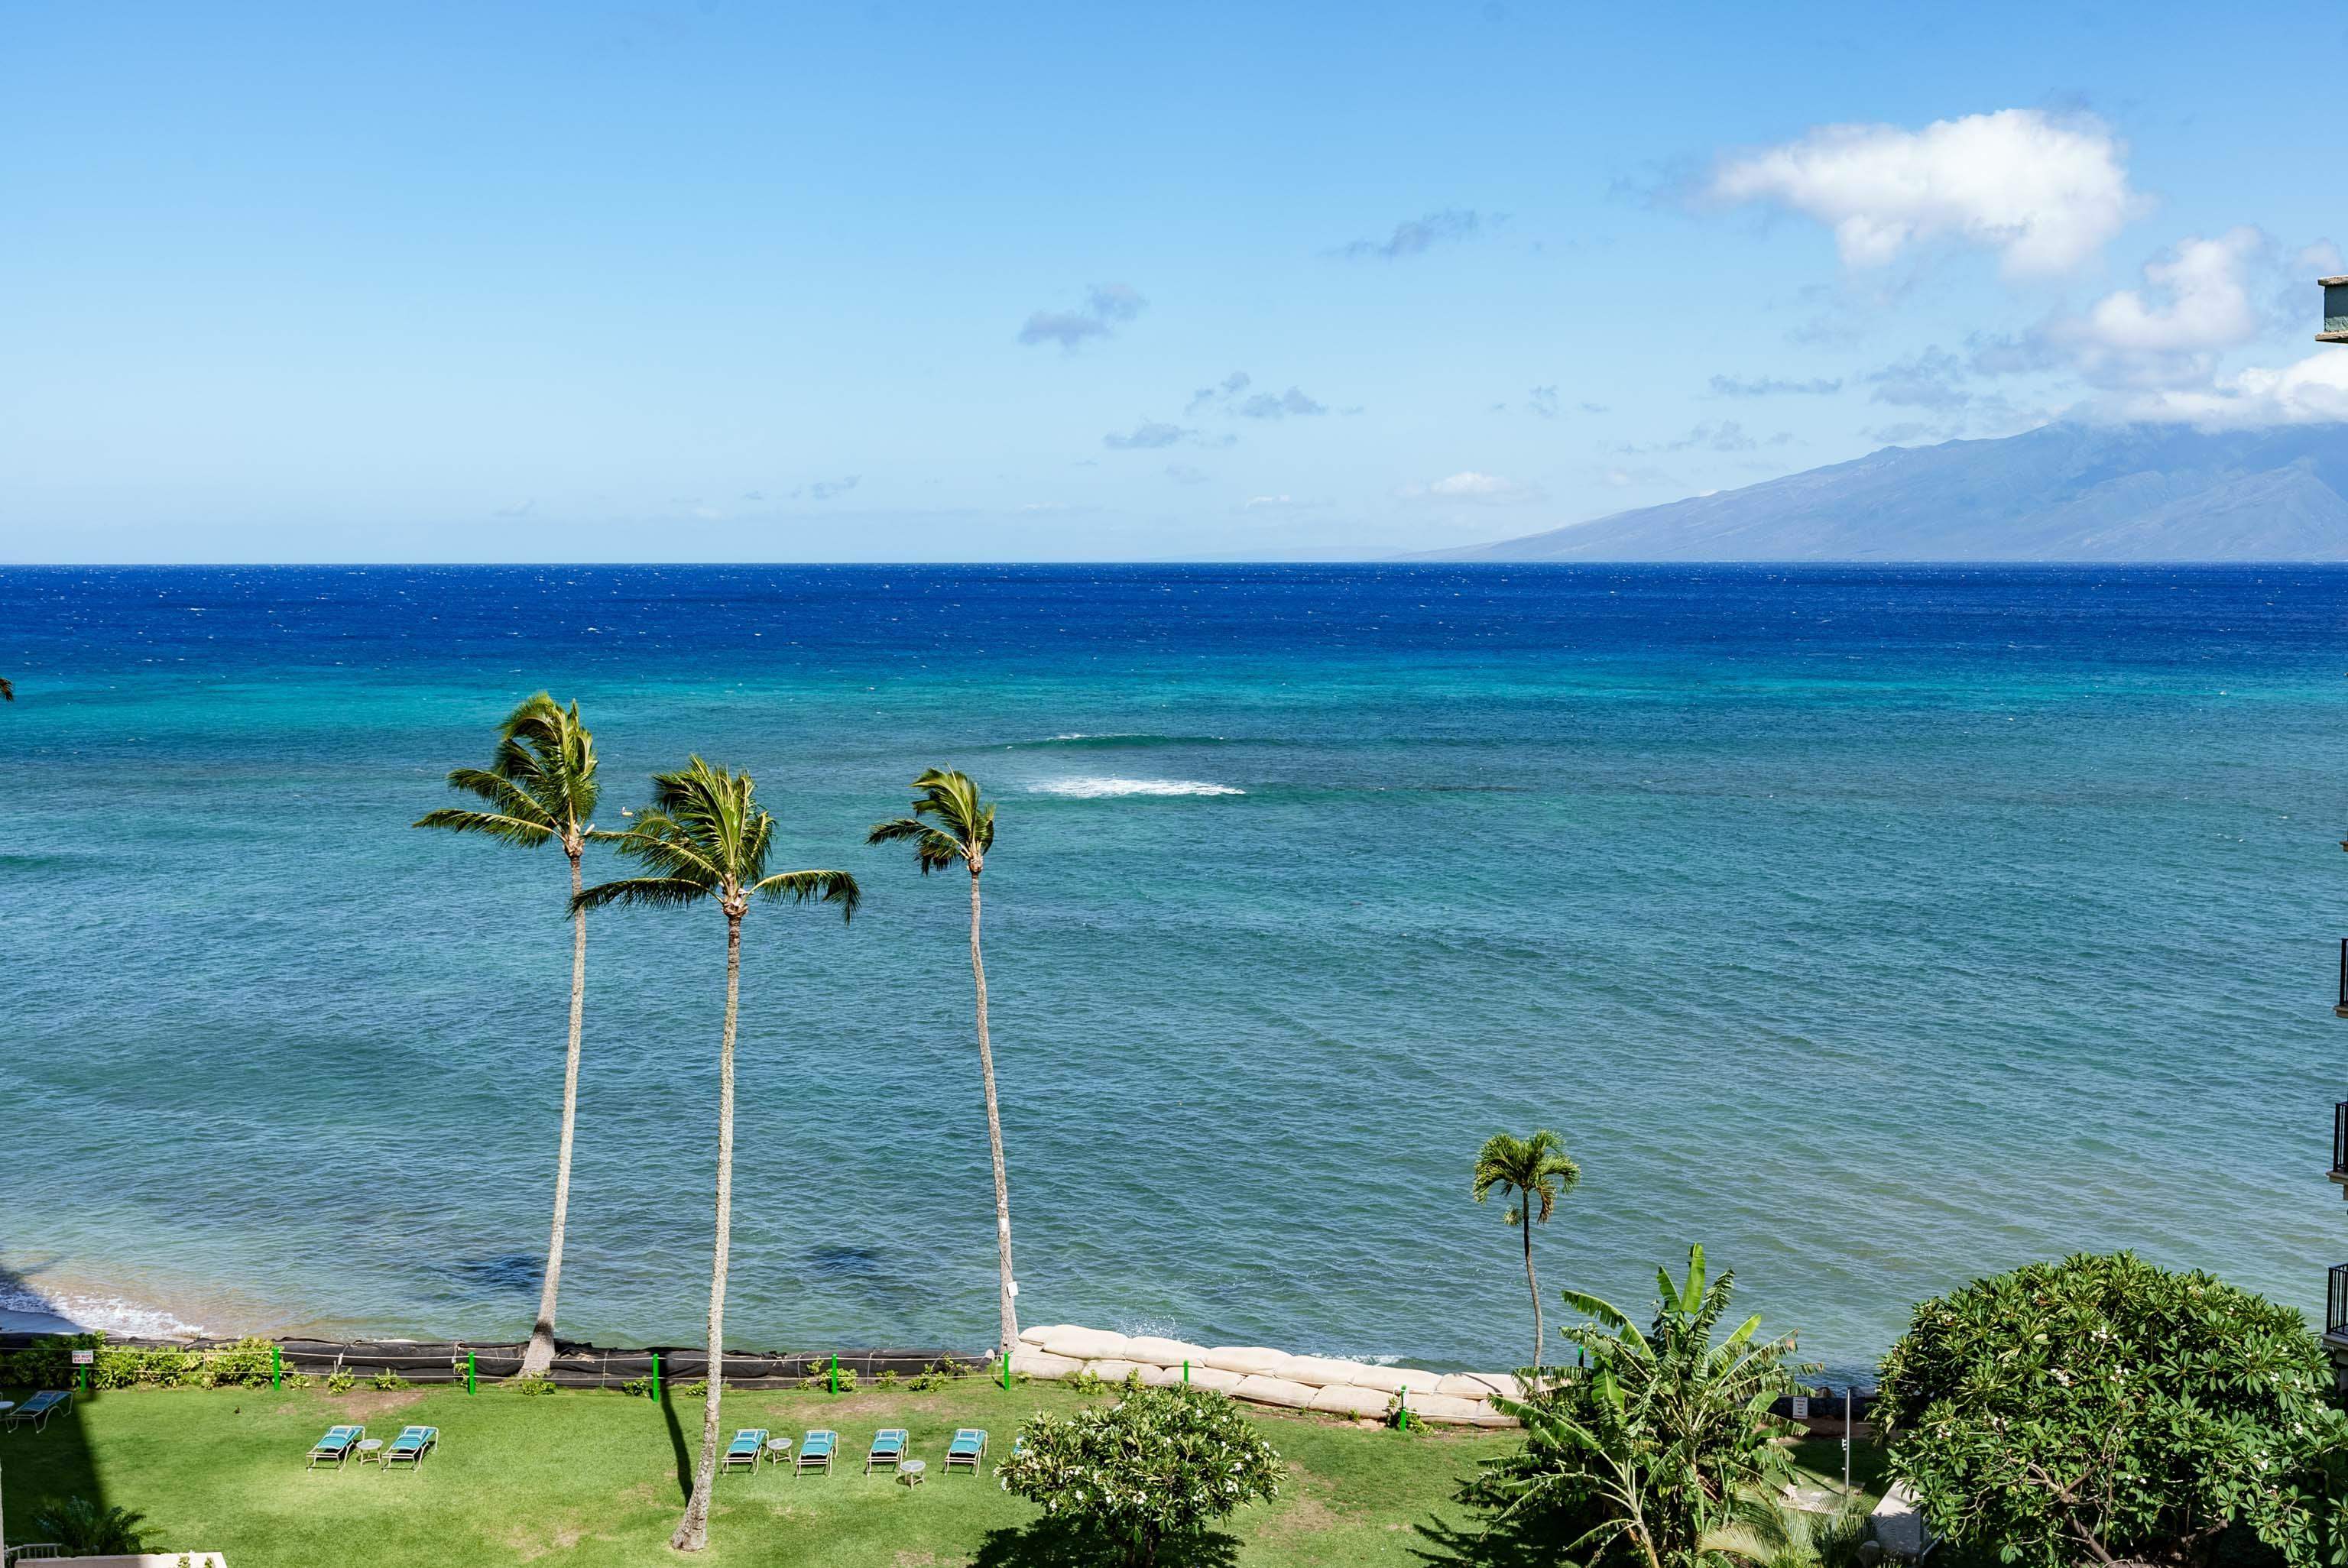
[865,1427,908,1473]
[4,1390,71,1433]
[796,1429,837,1475]
[945,1428,987,1472]
[721,1427,768,1473]
[306,1424,364,1469]
[381,1424,437,1471]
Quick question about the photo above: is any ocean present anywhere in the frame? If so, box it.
[2,562,2343,1381]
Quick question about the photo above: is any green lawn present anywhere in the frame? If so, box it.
[1,1379,1518,1566]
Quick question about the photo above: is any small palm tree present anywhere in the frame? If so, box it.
[868,769,1020,1362]
[1473,1129,1581,1369]
[576,756,858,1553]
[414,693,600,1379]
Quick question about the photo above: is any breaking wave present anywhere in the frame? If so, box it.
[1029,777,1246,798]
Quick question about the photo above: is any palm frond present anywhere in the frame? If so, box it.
[421,692,598,846]
[569,876,711,913]
[439,768,557,828]
[751,869,861,922]
[873,768,994,871]
[413,808,556,847]
[867,816,967,873]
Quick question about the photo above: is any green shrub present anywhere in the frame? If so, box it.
[1880,1252,2337,1568]
[31,1495,148,1553]
[618,1375,656,1398]
[1068,1368,1106,1397]
[676,1378,709,1398]
[369,1368,410,1391]
[324,1369,357,1395]
[910,1356,971,1392]
[998,1384,1282,1568]
[2,1334,290,1392]
[800,1362,858,1394]
[876,1369,899,1389]
[512,1374,556,1398]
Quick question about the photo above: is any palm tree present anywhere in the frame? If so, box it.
[1472,1129,1581,1369]
[414,693,601,1379]
[868,769,1020,1362]
[575,756,858,1553]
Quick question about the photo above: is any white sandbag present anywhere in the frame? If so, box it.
[1231,1373,1317,1409]
[1309,1383,1394,1417]
[1040,1327,1132,1362]
[1124,1336,1210,1367]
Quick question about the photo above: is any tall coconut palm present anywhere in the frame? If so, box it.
[1472,1129,1581,1369]
[868,769,1019,1361]
[575,756,858,1553]
[414,693,600,1379]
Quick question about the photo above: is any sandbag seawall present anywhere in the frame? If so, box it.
[1010,1323,1522,1427]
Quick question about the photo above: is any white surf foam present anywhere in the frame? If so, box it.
[1030,777,1246,798]
[0,1281,207,1339]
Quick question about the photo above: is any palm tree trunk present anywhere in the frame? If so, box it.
[521,850,587,1379]
[971,869,1019,1360]
[672,912,741,1553]
[1523,1219,1542,1369]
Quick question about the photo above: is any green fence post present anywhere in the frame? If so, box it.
[1182,1359,1190,1385]
[272,1346,281,1390]
[830,1353,838,1394]
[651,1352,661,1401]
[1000,1351,1010,1391]
[467,1352,476,1396]
[1398,1387,1409,1432]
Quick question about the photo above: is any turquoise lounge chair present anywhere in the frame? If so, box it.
[307,1424,363,1469]
[382,1424,437,1471]
[721,1427,768,1473]
[5,1390,71,1433]
[945,1428,987,1472]
[865,1427,908,1473]
[796,1429,837,1475]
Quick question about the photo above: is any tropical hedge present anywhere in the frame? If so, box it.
[0,1333,286,1390]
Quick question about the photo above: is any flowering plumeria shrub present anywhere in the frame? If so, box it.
[1880,1252,2344,1568]
[997,1381,1283,1567]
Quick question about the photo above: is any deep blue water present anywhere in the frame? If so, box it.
[3,562,2344,1378]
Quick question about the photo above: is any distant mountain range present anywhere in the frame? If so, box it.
[1412,423,2348,562]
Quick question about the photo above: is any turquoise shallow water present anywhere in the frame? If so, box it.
[2,563,2344,1378]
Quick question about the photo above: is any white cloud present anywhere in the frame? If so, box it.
[2071,228,2265,371]
[1405,471,1542,504]
[2116,349,2348,428]
[1238,494,1330,511]
[1709,109,2144,277]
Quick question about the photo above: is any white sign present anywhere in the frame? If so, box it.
[71,1349,95,1365]
[1790,1396,1808,1419]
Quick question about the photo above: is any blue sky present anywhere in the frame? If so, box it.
[6,1,2345,562]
